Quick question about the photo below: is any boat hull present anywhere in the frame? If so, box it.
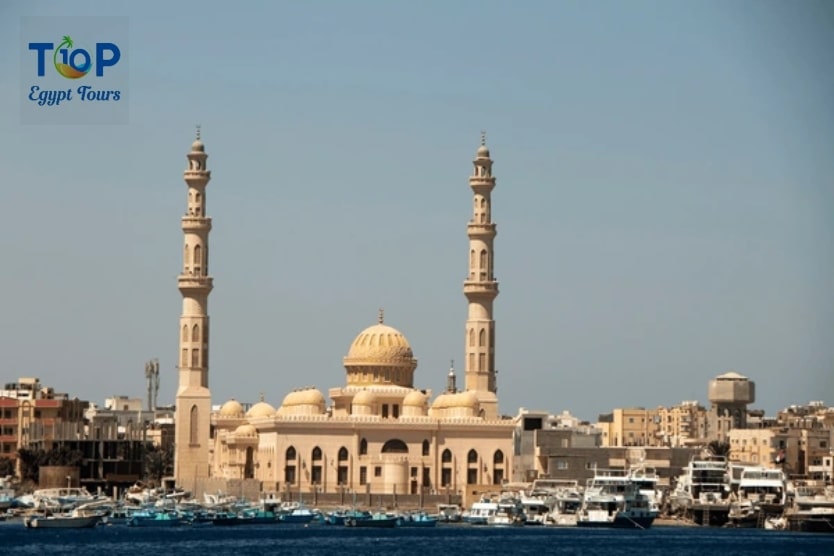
[24,515,102,529]
[576,515,655,529]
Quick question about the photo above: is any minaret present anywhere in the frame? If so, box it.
[463,132,499,419]
[173,126,214,490]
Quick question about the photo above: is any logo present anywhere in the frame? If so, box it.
[29,35,120,79]
[21,16,129,125]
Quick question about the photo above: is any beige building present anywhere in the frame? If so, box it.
[708,371,755,442]
[176,135,516,501]
[653,400,708,447]
[728,427,794,469]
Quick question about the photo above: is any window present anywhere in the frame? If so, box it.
[422,440,430,457]
[359,466,367,485]
[189,405,199,445]
[382,404,389,418]
[556,460,568,470]
[286,446,296,461]
[381,439,408,453]
[338,447,348,461]
[442,449,452,463]
[467,449,478,464]
[467,469,477,484]
[312,446,322,461]
[441,468,452,487]
[493,450,504,464]
[374,466,382,477]
[392,404,399,419]
[359,438,368,455]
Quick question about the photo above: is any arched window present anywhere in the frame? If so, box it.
[194,244,202,267]
[479,328,486,347]
[192,324,200,343]
[285,446,296,461]
[312,446,322,461]
[469,329,475,347]
[493,450,504,464]
[184,244,190,266]
[181,325,188,342]
[422,440,430,457]
[470,249,475,268]
[467,449,478,464]
[381,439,408,453]
[359,438,368,455]
[442,449,452,463]
[479,249,487,269]
[244,447,254,479]
[338,447,349,461]
[189,405,198,445]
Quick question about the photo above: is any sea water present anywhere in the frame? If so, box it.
[0,522,831,556]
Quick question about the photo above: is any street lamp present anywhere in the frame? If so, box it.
[66,475,72,489]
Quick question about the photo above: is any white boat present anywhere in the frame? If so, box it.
[577,469,657,529]
[435,503,462,522]
[32,486,101,509]
[728,466,787,528]
[628,465,664,513]
[462,498,498,525]
[669,455,732,526]
[520,479,582,527]
[486,496,525,527]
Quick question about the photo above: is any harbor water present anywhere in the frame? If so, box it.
[0,522,831,556]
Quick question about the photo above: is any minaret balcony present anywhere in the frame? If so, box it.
[181,216,212,231]
[463,281,499,296]
[467,222,496,238]
[178,274,214,293]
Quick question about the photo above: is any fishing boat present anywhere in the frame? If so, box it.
[24,507,103,529]
[397,511,439,527]
[127,508,190,527]
[345,510,399,528]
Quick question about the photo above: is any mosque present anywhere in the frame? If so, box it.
[172,130,516,500]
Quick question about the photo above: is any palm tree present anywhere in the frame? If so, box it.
[707,440,730,457]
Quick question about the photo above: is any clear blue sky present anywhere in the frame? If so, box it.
[1,1,832,421]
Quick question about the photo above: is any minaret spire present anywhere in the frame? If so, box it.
[447,359,457,394]
[463,133,499,418]
[378,307,384,324]
[174,128,214,490]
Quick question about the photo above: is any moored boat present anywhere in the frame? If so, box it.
[24,513,102,529]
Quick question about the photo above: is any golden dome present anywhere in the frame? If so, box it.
[218,399,244,418]
[345,323,416,365]
[352,390,377,406]
[234,424,257,437]
[246,401,275,419]
[281,388,326,407]
[403,390,428,407]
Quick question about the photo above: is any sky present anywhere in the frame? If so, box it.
[0,1,832,422]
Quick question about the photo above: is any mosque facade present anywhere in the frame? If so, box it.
[174,133,516,498]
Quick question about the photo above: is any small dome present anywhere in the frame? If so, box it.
[403,390,427,407]
[218,399,245,418]
[191,139,205,152]
[352,390,377,406]
[450,391,479,409]
[246,401,275,419]
[431,393,454,410]
[234,424,257,437]
[282,388,326,407]
[476,144,489,158]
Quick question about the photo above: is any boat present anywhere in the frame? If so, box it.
[277,504,317,524]
[398,510,439,527]
[628,465,664,513]
[127,508,190,527]
[786,484,834,533]
[462,497,498,525]
[23,506,103,529]
[487,497,526,527]
[669,455,732,526]
[435,503,462,523]
[31,486,102,510]
[727,466,787,528]
[520,478,582,527]
[345,510,399,528]
[576,468,657,529]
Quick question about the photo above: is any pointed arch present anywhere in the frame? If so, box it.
[479,328,486,347]
[479,249,487,269]
[359,438,368,456]
[193,244,202,267]
[422,440,430,457]
[184,244,190,266]
[181,324,188,342]
[189,405,199,445]
[469,328,475,347]
[285,446,296,461]
[312,446,322,461]
[467,449,478,464]
[338,447,349,461]
[192,324,200,343]
[493,450,504,464]
[442,449,452,463]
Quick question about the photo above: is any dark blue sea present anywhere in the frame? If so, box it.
[1,522,832,556]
